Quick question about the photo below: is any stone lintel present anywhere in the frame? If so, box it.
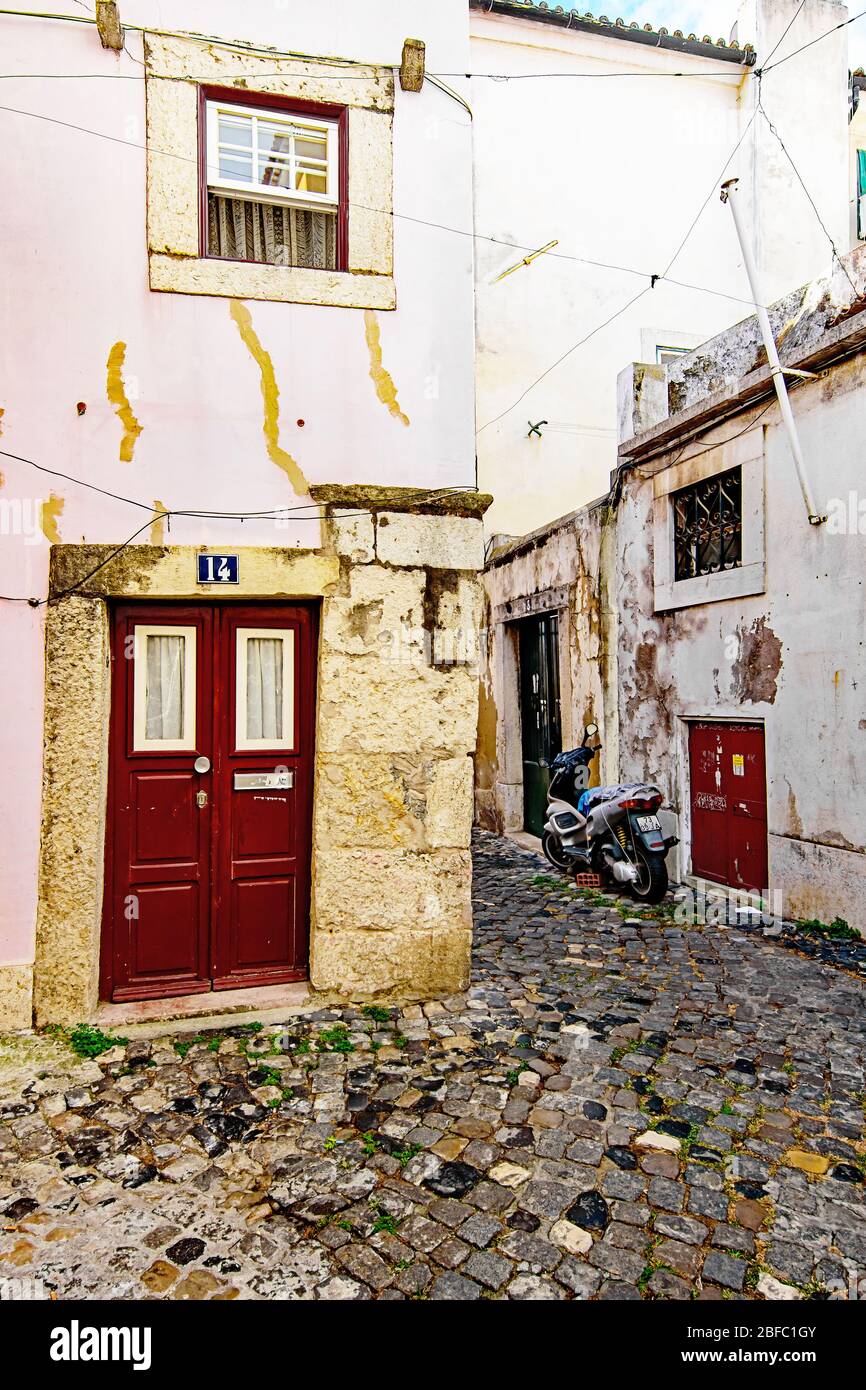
[310,483,493,519]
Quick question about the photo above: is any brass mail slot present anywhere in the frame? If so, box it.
[233,771,293,791]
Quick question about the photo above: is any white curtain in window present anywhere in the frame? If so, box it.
[246,638,283,741]
[145,635,185,741]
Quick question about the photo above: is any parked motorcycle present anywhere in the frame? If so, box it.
[542,725,677,904]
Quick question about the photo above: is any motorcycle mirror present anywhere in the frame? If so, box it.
[582,722,599,745]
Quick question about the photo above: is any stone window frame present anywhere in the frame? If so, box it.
[144,34,396,309]
[653,426,766,612]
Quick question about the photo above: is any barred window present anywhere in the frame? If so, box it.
[672,466,742,581]
[204,97,341,270]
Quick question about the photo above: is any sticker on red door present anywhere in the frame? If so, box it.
[688,722,768,894]
[101,603,316,1002]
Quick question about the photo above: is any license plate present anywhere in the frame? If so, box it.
[636,815,661,832]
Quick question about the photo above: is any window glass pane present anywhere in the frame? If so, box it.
[145,635,185,741]
[261,160,293,189]
[295,135,327,161]
[258,122,293,153]
[219,153,253,183]
[296,169,327,194]
[219,118,252,147]
[245,638,283,741]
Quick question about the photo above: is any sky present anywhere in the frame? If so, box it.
[616,1,866,68]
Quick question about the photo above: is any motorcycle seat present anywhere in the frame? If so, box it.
[577,783,648,815]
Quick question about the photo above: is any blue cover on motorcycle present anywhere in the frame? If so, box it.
[577,783,649,815]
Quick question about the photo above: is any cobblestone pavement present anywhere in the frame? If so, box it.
[2,831,865,1301]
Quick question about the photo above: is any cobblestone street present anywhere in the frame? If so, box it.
[2,831,865,1302]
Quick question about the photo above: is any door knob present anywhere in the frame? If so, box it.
[194,756,211,774]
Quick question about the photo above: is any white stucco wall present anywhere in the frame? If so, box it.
[0,1,474,981]
[471,1,852,540]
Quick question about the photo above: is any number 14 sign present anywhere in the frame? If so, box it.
[197,554,239,585]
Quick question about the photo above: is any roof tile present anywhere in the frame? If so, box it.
[470,2,755,64]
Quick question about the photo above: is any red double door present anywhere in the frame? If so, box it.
[688,721,768,893]
[102,603,316,1001]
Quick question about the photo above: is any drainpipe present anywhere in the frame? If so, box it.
[720,178,825,525]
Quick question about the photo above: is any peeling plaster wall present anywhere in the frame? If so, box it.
[0,1,475,1029]
[477,500,615,834]
[616,352,866,929]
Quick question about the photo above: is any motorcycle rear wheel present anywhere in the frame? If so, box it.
[542,830,572,873]
[630,851,668,905]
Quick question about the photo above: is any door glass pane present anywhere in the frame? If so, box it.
[245,637,283,741]
[145,635,185,741]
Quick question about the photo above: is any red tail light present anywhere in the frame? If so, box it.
[621,795,663,812]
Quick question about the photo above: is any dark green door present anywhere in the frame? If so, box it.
[518,612,562,836]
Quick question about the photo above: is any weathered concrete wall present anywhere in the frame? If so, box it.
[615,249,866,928]
[477,499,614,834]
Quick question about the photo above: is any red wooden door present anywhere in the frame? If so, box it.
[689,721,768,893]
[102,603,316,1001]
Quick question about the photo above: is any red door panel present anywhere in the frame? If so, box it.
[689,721,768,894]
[132,772,199,862]
[212,606,314,990]
[231,879,296,972]
[101,601,316,1002]
[105,605,213,1001]
[132,884,203,978]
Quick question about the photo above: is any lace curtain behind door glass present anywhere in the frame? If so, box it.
[246,637,283,741]
[145,635,185,741]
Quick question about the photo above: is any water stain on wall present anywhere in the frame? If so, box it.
[229,300,308,495]
[40,494,64,543]
[106,342,143,463]
[364,310,410,426]
[150,500,167,546]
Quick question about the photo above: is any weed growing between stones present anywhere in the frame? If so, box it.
[47,1023,128,1059]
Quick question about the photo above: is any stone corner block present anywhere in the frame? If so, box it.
[328,509,375,564]
[310,925,472,998]
[375,513,485,571]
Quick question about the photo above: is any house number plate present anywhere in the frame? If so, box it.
[197,554,239,585]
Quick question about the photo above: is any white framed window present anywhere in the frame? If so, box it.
[653,428,765,612]
[133,625,197,751]
[235,628,295,751]
[205,100,338,211]
[656,344,690,366]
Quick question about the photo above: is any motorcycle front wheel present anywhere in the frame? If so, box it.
[630,850,669,904]
[542,830,572,873]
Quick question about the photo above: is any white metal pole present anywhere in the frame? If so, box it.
[720,178,824,525]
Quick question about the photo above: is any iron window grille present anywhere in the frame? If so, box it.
[672,465,742,581]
